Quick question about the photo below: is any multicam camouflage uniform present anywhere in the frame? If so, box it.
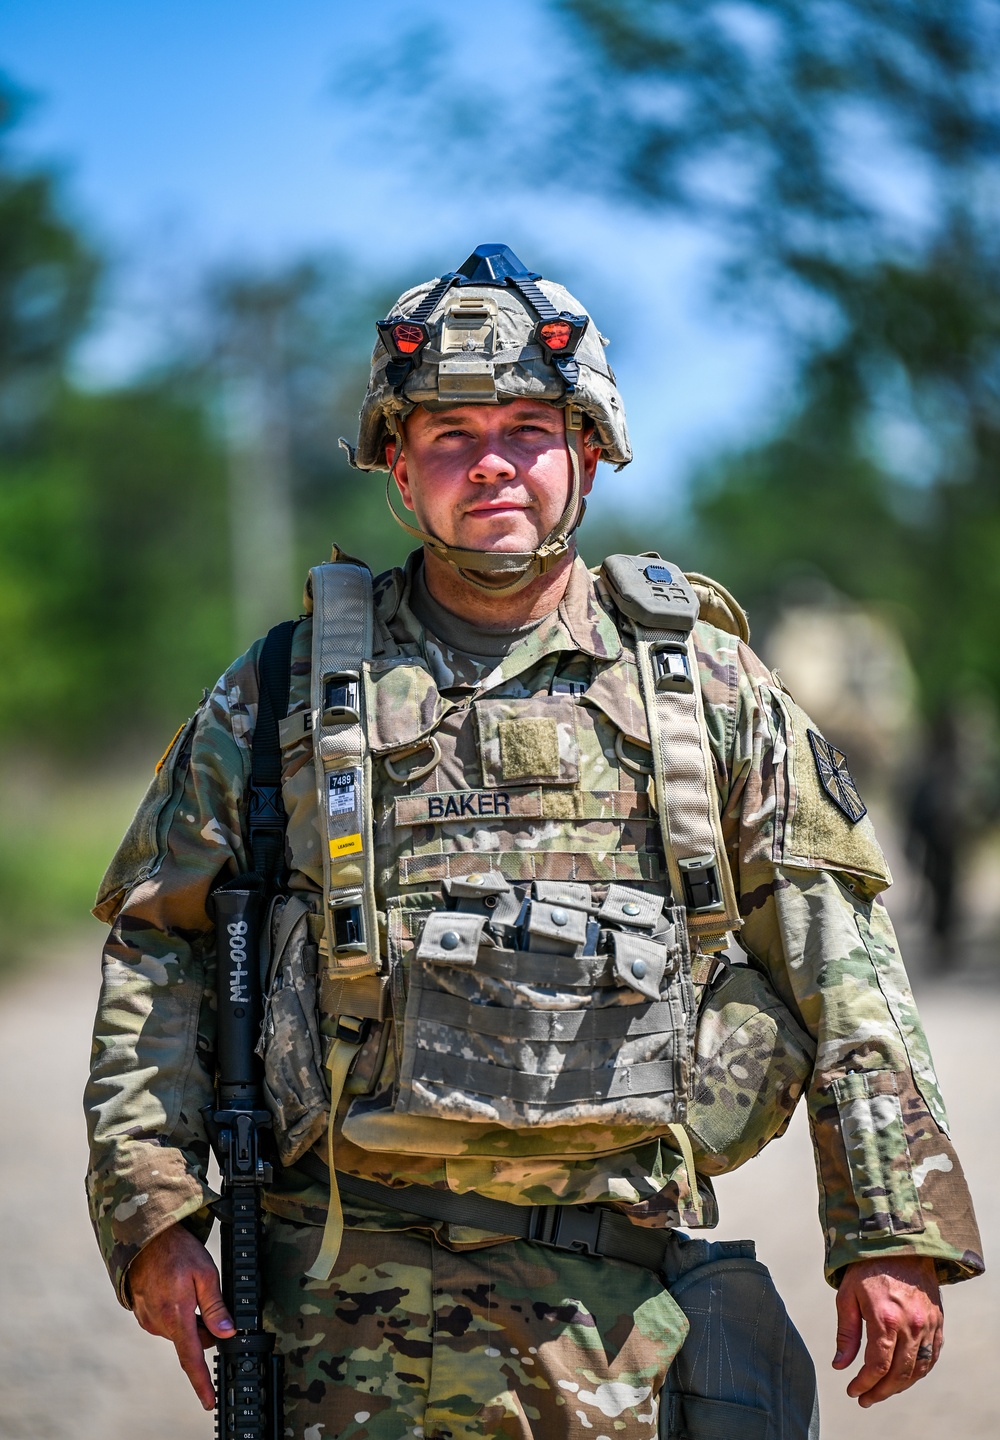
[86,548,983,1440]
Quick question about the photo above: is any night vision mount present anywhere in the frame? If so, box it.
[376,243,589,394]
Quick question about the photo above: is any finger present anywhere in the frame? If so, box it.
[913,1336,936,1378]
[173,1315,217,1412]
[911,1320,944,1381]
[856,1329,919,1406]
[833,1287,864,1369]
[193,1260,235,1340]
[845,1322,897,1399]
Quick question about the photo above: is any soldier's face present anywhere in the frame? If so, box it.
[389,400,597,554]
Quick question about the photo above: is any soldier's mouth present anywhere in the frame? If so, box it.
[463,499,534,519]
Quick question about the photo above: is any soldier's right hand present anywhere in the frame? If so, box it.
[128,1222,236,1410]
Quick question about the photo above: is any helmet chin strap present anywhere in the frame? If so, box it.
[383,412,587,597]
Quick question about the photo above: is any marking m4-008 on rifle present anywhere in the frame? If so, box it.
[203,884,283,1440]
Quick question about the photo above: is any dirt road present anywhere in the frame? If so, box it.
[1,932,995,1440]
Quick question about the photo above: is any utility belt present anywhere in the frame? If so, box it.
[292,1155,820,1440]
[298,1151,680,1272]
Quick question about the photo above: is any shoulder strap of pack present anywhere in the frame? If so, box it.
[307,561,380,979]
[248,618,297,886]
[602,554,741,951]
[304,559,384,1284]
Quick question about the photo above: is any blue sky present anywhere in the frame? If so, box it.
[1,0,783,516]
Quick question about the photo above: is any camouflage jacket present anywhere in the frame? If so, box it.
[85,552,984,1304]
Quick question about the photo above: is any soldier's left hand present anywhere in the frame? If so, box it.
[833,1255,942,1405]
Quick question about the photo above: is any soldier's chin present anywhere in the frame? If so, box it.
[455,518,543,553]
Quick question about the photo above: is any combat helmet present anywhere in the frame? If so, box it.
[343,243,632,595]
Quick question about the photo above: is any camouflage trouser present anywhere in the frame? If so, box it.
[263,1215,689,1440]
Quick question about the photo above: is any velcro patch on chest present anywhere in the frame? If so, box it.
[475,696,580,786]
[499,717,560,779]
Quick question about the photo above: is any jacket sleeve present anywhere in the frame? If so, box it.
[84,643,262,1305]
[699,624,984,1287]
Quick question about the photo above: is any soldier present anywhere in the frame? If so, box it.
[85,244,983,1439]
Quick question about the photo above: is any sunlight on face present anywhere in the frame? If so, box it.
[390,400,596,553]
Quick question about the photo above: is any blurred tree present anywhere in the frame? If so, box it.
[0,78,98,451]
[343,1,1000,710]
[0,75,417,757]
[588,5,1000,717]
[0,77,232,752]
[207,255,416,651]
[0,377,232,750]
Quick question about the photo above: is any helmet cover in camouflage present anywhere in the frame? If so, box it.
[348,243,632,472]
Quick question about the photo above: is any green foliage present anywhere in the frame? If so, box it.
[337,3,1000,717]
[0,78,98,448]
[0,379,233,750]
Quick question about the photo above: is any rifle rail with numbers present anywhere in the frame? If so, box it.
[204,883,283,1440]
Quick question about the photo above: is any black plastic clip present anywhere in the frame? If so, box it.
[334,1014,371,1048]
[529,1203,603,1257]
[652,642,693,693]
[678,854,724,913]
[332,903,366,954]
[323,672,361,724]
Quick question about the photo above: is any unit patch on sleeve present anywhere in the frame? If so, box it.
[807,729,867,824]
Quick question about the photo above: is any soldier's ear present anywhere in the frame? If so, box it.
[580,425,600,488]
[392,451,415,513]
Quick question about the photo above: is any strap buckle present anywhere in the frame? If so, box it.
[334,1014,371,1047]
[529,1203,603,1257]
[248,783,284,831]
[651,642,693,693]
[678,854,724,914]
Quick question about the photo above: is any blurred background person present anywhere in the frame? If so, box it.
[904,700,1000,965]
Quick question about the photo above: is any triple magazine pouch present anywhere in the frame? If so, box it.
[251,552,820,1437]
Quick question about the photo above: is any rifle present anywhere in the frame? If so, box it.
[204,619,297,1440]
[205,881,283,1440]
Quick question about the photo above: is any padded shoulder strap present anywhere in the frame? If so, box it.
[308,561,380,978]
[601,554,741,949]
[304,561,382,1282]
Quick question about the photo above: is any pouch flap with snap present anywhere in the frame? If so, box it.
[600,884,663,930]
[526,899,589,949]
[417,911,487,964]
[609,932,669,999]
[443,870,511,901]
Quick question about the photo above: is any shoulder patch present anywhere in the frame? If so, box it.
[807,729,867,824]
[774,691,890,895]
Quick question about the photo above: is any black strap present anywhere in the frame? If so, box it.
[506,275,580,391]
[408,274,459,323]
[247,619,297,885]
[311,1164,677,1276]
